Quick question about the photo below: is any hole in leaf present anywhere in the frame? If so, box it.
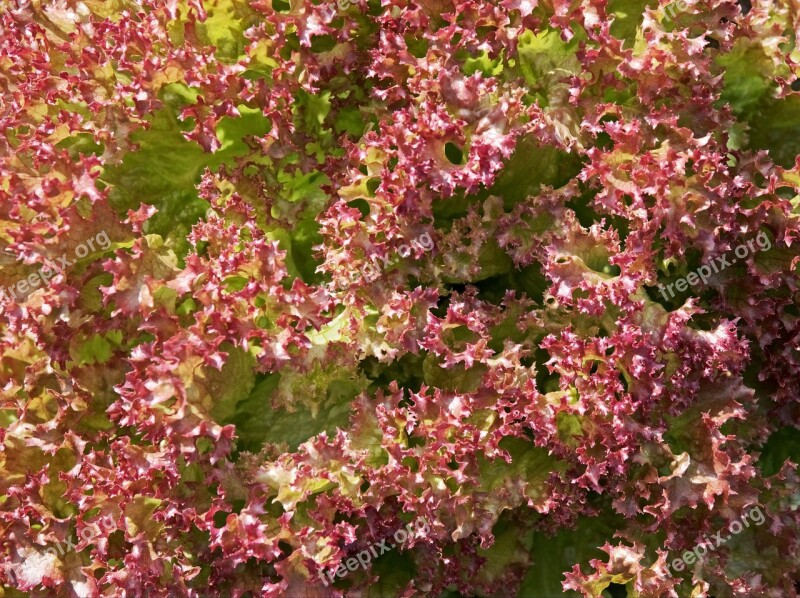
[595,131,614,150]
[310,35,337,53]
[367,177,381,195]
[213,511,230,528]
[348,198,370,219]
[607,582,628,597]
[444,142,464,165]
[405,35,428,58]
[534,346,560,393]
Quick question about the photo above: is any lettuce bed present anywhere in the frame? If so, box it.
[1,1,800,597]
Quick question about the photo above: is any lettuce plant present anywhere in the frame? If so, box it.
[1,0,799,596]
